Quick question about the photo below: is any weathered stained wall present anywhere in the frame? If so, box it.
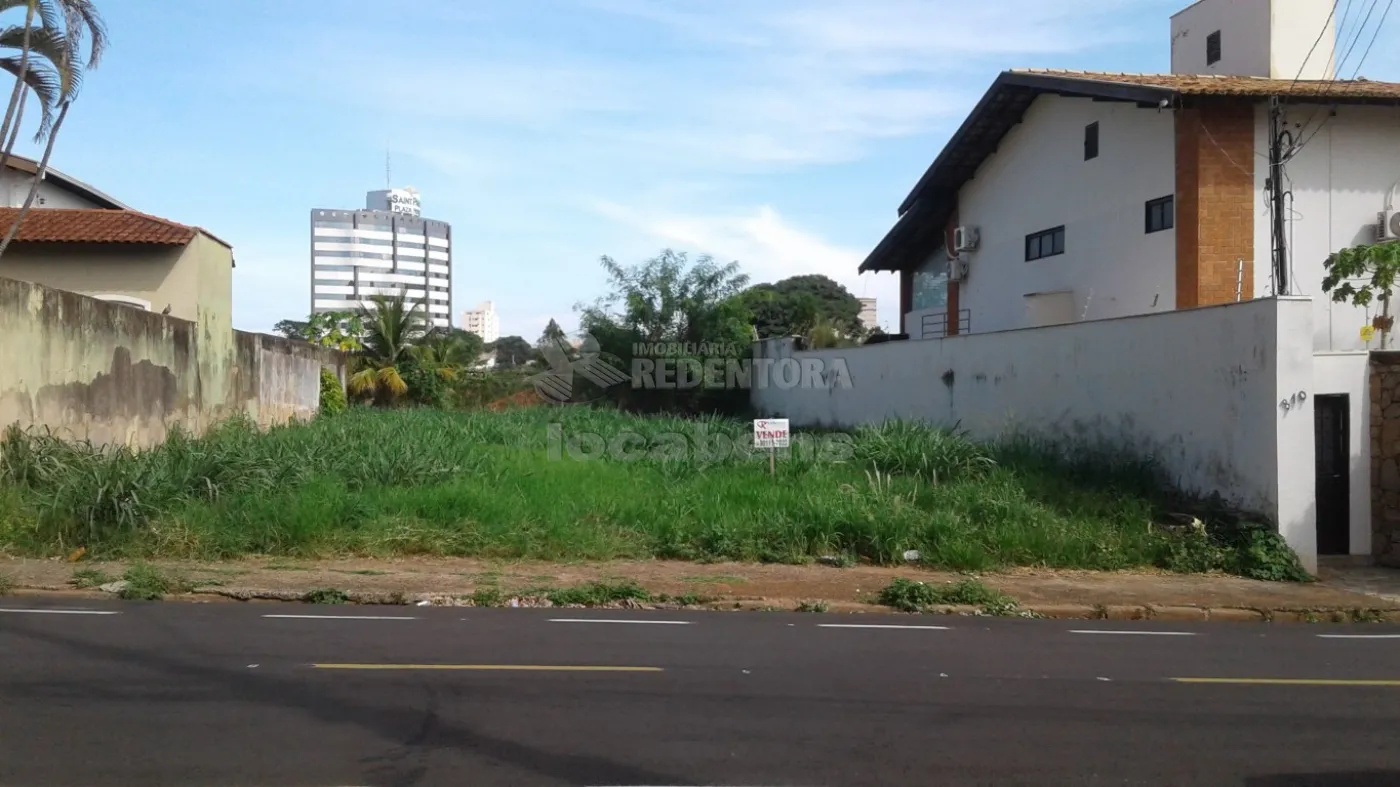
[0,276,344,448]
[1369,353,1400,567]
[753,296,1319,571]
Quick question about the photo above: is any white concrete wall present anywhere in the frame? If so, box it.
[1268,0,1337,80]
[1313,352,1372,555]
[1255,103,1400,354]
[1170,0,1334,79]
[1171,0,1272,77]
[0,169,105,209]
[754,297,1319,570]
[954,94,1177,335]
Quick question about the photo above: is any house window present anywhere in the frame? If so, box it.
[911,247,950,311]
[1206,30,1221,65]
[1145,195,1174,233]
[1084,122,1099,160]
[1025,226,1065,261]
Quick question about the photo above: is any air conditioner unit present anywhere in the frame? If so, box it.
[952,225,980,253]
[948,257,968,282]
[1380,210,1400,242]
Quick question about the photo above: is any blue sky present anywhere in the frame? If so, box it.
[22,0,1400,339]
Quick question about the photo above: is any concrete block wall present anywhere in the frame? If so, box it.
[0,275,345,448]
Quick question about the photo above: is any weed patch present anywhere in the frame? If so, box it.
[546,581,651,607]
[470,587,505,607]
[794,600,829,613]
[71,568,113,589]
[0,572,12,595]
[119,564,190,601]
[303,588,349,605]
[878,578,1022,616]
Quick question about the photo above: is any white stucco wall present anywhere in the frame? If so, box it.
[1312,352,1372,555]
[1255,103,1400,354]
[950,94,1177,335]
[0,169,105,209]
[754,297,1318,570]
[1170,0,1334,79]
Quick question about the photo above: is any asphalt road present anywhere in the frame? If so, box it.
[2,601,1400,787]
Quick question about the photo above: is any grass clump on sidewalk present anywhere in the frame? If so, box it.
[119,563,190,601]
[878,578,1022,616]
[0,409,1309,581]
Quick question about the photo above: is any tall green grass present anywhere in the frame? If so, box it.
[0,410,1307,579]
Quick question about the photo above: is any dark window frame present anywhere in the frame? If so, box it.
[1084,121,1100,160]
[1206,30,1221,65]
[1145,195,1175,234]
[1025,226,1066,262]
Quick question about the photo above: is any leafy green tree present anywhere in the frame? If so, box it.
[489,335,534,369]
[298,311,364,353]
[742,274,863,340]
[272,319,308,340]
[1322,240,1400,348]
[578,249,752,413]
[538,318,566,346]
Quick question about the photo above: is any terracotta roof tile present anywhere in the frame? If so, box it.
[1011,69,1400,100]
[0,208,226,247]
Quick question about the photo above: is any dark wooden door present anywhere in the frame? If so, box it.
[1314,394,1350,556]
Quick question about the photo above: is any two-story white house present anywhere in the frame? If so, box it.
[831,0,1400,567]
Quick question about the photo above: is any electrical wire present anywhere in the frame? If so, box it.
[1285,0,1394,162]
[1285,0,1342,99]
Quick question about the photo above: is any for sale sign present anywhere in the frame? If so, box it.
[753,418,790,449]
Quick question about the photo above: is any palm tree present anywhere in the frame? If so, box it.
[347,293,433,404]
[0,0,107,261]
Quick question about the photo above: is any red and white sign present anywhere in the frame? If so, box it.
[753,418,790,449]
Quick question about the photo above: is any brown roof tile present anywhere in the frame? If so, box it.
[0,208,230,248]
[1012,69,1400,100]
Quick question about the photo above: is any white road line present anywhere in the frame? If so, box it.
[262,614,418,620]
[1069,629,1197,636]
[548,619,693,625]
[1317,634,1400,639]
[0,608,120,616]
[817,623,950,630]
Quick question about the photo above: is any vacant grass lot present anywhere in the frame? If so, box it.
[0,408,1308,580]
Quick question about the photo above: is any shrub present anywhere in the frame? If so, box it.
[319,368,347,417]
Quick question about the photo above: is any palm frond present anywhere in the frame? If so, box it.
[375,366,408,397]
[346,368,377,397]
[0,54,58,136]
[51,0,105,68]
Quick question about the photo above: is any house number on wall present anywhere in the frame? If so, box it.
[1279,390,1308,413]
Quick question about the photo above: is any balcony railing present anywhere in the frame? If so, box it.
[919,309,971,339]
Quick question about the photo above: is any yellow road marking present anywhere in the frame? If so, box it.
[311,664,663,672]
[1172,678,1400,686]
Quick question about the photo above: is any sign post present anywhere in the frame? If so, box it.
[753,418,790,477]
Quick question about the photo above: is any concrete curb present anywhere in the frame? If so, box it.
[6,585,1400,624]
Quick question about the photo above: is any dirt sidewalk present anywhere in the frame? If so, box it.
[3,556,1398,622]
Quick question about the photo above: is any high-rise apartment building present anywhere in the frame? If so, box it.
[858,298,878,332]
[461,301,500,344]
[309,187,452,329]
